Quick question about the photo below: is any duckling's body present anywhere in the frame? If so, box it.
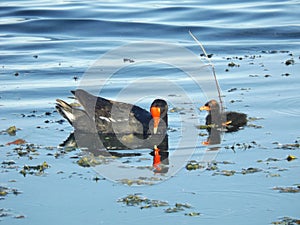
[200,100,247,132]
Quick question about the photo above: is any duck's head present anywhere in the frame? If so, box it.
[150,99,168,134]
[200,99,220,113]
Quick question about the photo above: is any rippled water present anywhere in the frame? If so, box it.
[1,0,300,224]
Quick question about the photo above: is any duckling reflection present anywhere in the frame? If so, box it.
[202,128,222,146]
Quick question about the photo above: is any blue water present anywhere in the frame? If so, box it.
[1,0,300,224]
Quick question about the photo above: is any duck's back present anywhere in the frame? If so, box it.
[97,100,152,135]
[73,89,152,135]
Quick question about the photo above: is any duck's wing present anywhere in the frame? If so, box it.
[71,89,112,119]
[99,100,152,134]
[72,89,152,134]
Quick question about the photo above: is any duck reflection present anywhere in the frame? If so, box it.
[56,89,170,174]
[60,131,169,173]
[150,139,169,174]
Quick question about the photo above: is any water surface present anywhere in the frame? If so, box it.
[1,0,300,224]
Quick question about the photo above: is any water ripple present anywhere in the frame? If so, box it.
[273,96,300,117]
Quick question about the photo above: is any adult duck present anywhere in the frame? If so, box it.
[200,99,247,132]
[56,89,168,137]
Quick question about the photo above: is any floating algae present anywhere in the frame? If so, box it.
[19,161,49,177]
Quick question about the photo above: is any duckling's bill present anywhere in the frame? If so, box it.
[200,105,210,111]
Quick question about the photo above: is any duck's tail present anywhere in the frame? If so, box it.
[56,99,76,125]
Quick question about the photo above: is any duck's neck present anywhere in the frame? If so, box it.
[209,109,223,125]
[162,114,168,127]
[155,114,168,135]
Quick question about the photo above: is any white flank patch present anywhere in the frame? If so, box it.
[64,110,75,122]
[109,117,116,122]
[99,116,111,122]
[116,118,128,122]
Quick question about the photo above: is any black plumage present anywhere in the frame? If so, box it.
[56,89,168,136]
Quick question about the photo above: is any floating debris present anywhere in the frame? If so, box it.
[272,186,300,193]
[175,203,192,209]
[0,208,25,220]
[169,107,185,113]
[184,212,201,216]
[200,53,213,58]
[265,157,281,162]
[5,126,17,136]
[118,178,158,186]
[165,202,193,213]
[285,59,295,66]
[186,160,205,171]
[227,88,238,92]
[240,167,262,174]
[196,124,218,130]
[1,160,16,166]
[0,188,8,196]
[213,170,236,176]
[11,143,39,157]
[225,141,258,151]
[211,165,263,176]
[6,139,26,145]
[272,216,300,225]
[123,58,135,63]
[275,142,300,150]
[1,160,17,170]
[19,161,49,177]
[118,194,198,216]
[198,132,207,137]
[0,186,22,197]
[118,194,149,206]
[117,194,168,208]
[186,160,237,172]
[266,172,281,178]
[14,214,25,219]
[228,62,240,67]
[164,206,185,213]
[92,176,104,182]
[206,162,218,171]
[286,155,297,161]
[247,123,263,129]
[0,208,11,218]
[77,155,105,167]
[77,156,100,167]
[258,155,297,163]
